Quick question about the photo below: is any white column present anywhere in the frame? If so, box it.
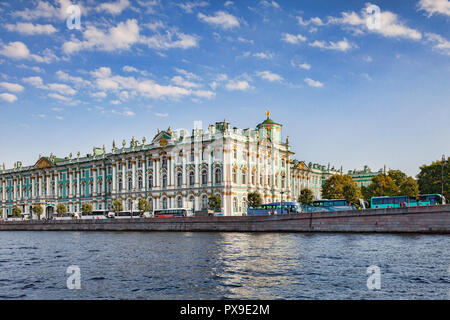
[132,159,136,191]
[112,164,117,194]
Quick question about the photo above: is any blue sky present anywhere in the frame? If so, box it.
[0,0,449,177]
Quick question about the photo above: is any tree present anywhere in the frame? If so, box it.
[32,204,43,220]
[417,157,449,200]
[208,194,222,212]
[12,206,22,217]
[343,183,363,205]
[81,203,93,215]
[387,169,408,189]
[399,177,420,198]
[322,174,361,200]
[247,192,262,215]
[298,188,314,205]
[367,174,399,198]
[112,199,123,216]
[56,203,67,216]
[138,198,150,216]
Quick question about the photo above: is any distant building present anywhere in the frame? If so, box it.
[348,165,385,188]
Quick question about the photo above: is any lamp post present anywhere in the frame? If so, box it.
[442,155,446,197]
[280,190,284,214]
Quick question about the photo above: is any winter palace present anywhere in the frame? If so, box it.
[0,112,346,218]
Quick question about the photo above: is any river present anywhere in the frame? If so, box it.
[0,232,448,299]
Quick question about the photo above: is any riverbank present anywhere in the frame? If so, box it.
[0,205,449,233]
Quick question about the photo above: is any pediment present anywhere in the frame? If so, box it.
[34,157,54,169]
[152,131,172,146]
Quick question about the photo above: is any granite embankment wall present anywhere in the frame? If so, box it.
[0,205,449,233]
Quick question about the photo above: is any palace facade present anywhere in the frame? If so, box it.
[0,113,341,218]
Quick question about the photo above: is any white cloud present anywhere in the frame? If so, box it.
[0,93,17,102]
[260,0,280,9]
[13,0,84,21]
[253,52,274,59]
[56,70,91,87]
[425,32,450,55]
[48,93,72,101]
[171,75,200,88]
[256,71,283,82]
[297,16,326,26]
[91,91,107,98]
[178,1,209,13]
[281,33,307,44]
[291,61,311,70]
[0,41,56,63]
[5,22,57,35]
[225,80,251,91]
[97,0,130,15]
[141,31,199,50]
[0,82,24,93]
[23,76,76,96]
[224,1,233,7]
[56,115,64,120]
[309,38,355,52]
[155,112,168,117]
[418,0,450,17]
[174,68,202,80]
[197,11,240,29]
[329,3,422,40]
[63,19,141,54]
[304,78,323,87]
[123,65,139,73]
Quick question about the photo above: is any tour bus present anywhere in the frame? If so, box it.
[247,202,302,216]
[371,194,446,209]
[153,208,194,218]
[303,199,357,213]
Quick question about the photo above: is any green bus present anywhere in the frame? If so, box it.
[371,194,446,209]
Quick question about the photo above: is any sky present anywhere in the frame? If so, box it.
[0,0,449,177]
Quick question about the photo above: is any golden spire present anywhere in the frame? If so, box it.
[265,110,270,118]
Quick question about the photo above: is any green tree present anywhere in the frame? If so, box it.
[367,174,399,198]
[81,203,93,215]
[208,194,222,212]
[417,157,449,200]
[247,192,262,215]
[112,199,123,216]
[138,198,150,216]
[12,206,22,217]
[56,203,68,216]
[343,183,363,206]
[387,169,408,190]
[322,174,361,200]
[298,188,314,205]
[399,177,420,198]
[32,204,43,220]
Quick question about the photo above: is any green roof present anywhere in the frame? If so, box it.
[257,117,280,128]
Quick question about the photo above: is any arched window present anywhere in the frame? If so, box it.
[201,169,207,185]
[178,151,183,164]
[281,175,286,188]
[128,199,133,211]
[251,171,255,185]
[201,194,208,210]
[177,172,183,187]
[233,197,238,212]
[189,171,195,186]
[232,168,237,184]
[138,176,143,190]
[148,198,153,211]
[260,173,263,185]
[215,168,222,184]
[98,180,103,194]
[189,195,195,210]
[162,174,167,188]
[242,197,247,212]
[118,179,122,191]
[128,177,133,191]
[162,197,168,209]
[177,196,183,208]
[162,156,167,167]
[148,175,153,189]
[242,169,247,185]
